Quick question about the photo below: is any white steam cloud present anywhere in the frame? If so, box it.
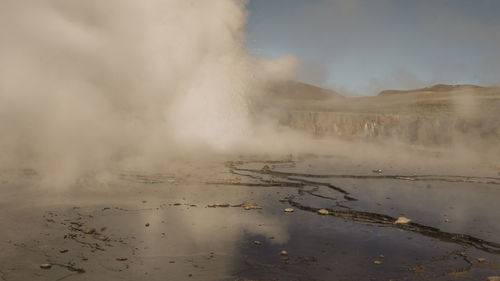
[0,0,297,177]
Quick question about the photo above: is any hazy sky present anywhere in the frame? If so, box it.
[246,0,500,95]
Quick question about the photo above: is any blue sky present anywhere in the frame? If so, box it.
[245,0,500,95]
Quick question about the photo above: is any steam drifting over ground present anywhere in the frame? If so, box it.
[1,1,499,185]
[0,0,300,179]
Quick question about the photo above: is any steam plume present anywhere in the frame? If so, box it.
[0,0,295,178]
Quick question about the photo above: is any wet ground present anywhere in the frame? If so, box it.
[1,156,499,281]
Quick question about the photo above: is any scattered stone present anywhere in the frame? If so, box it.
[284,208,294,213]
[94,235,107,241]
[445,218,451,223]
[379,254,385,258]
[116,257,128,261]
[145,223,150,227]
[215,203,230,208]
[458,252,467,257]
[373,260,382,265]
[207,203,231,208]
[317,209,329,215]
[394,217,411,224]
[279,198,287,203]
[372,169,383,174]
[7,240,12,243]
[281,250,288,256]
[82,228,96,234]
[477,258,486,263]
[174,203,181,206]
[169,261,175,263]
[40,263,52,269]
[59,249,69,253]
[487,276,500,281]
[253,241,262,245]
[261,165,270,171]
[242,202,262,210]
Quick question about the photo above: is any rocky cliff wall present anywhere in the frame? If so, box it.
[284,111,500,146]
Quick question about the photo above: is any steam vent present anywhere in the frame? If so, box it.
[2,1,500,281]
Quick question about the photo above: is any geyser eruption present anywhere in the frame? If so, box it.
[0,0,293,177]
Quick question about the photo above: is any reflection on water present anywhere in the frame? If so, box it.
[1,157,499,280]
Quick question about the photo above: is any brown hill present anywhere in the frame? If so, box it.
[267,80,343,100]
[378,84,486,96]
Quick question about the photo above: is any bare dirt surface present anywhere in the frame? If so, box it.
[1,155,499,281]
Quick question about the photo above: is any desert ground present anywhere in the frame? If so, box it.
[1,85,500,281]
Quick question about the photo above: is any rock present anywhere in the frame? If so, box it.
[373,260,382,265]
[59,249,69,253]
[94,235,107,241]
[281,250,288,255]
[444,218,451,223]
[145,223,150,227]
[284,208,294,213]
[317,209,329,215]
[394,217,411,224]
[372,169,383,174]
[487,276,500,281]
[215,203,230,208]
[477,258,486,263]
[379,254,384,258]
[82,228,96,234]
[242,202,262,210]
[40,263,52,269]
[116,257,128,261]
[253,241,262,245]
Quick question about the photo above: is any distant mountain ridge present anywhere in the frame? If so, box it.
[378,84,488,96]
[267,80,343,100]
[267,81,498,101]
